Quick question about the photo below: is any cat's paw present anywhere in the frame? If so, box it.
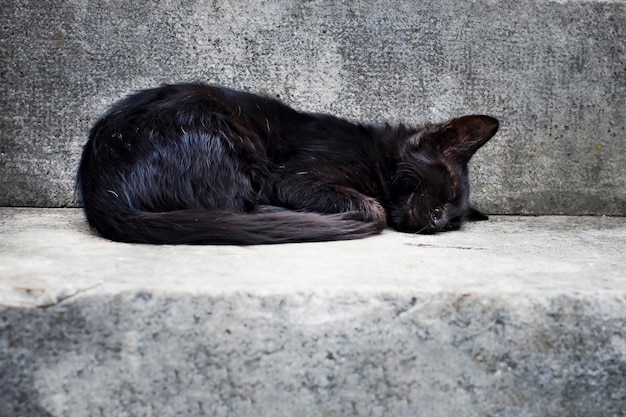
[357,198,387,226]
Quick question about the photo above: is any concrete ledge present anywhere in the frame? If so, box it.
[1,208,626,416]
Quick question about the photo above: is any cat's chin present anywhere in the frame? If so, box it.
[388,205,466,234]
[391,221,442,234]
[388,208,436,234]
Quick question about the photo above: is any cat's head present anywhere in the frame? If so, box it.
[388,115,499,234]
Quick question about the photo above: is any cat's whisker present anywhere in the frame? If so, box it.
[415,223,432,234]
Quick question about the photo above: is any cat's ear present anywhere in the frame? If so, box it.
[439,115,499,161]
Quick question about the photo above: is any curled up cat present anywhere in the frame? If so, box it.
[76,83,499,245]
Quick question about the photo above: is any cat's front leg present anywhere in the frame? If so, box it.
[270,175,387,225]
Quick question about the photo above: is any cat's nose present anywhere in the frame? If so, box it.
[430,208,448,231]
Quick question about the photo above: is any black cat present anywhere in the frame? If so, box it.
[76,83,498,244]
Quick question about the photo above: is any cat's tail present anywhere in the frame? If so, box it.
[87,206,386,245]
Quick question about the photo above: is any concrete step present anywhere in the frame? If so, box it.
[1,208,625,416]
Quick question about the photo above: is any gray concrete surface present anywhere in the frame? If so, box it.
[1,0,625,214]
[1,208,625,416]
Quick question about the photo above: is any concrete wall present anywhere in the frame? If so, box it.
[1,0,625,214]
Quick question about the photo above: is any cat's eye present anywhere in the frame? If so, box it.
[432,207,443,221]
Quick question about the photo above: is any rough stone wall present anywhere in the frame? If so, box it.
[1,0,625,214]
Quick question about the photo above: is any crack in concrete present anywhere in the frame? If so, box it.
[36,281,104,309]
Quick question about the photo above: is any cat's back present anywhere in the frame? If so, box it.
[86,83,300,152]
[82,84,271,169]
[89,83,241,140]
[78,83,274,212]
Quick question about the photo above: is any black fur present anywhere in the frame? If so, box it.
[77,83,498,244]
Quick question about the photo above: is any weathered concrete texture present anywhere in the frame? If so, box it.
[1,1,625,214]
[1,208,625,416]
